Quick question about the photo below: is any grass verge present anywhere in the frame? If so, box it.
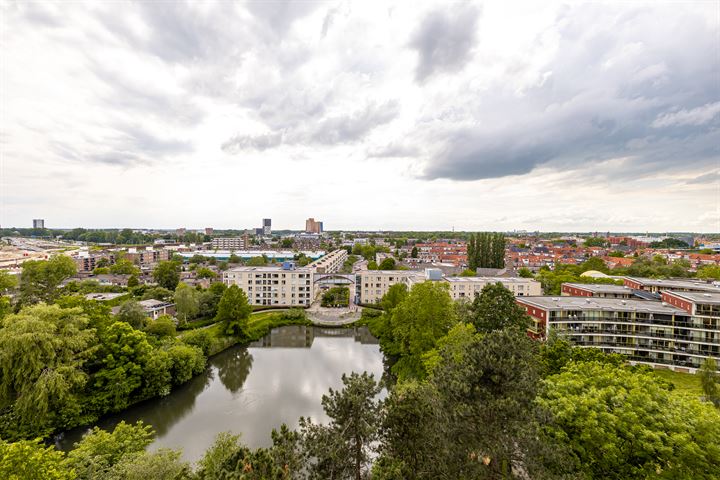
[653,369,703,396]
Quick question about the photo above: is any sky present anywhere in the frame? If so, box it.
[1,0,718,232]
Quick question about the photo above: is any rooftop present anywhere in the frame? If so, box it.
[665,291,720,306]
[517,296,686,315]
[626,277,720,292]
[444,276,538,284]
[227,266,313,272]
[562,283,630,293]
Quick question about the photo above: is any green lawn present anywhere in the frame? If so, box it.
[653,369,703,396]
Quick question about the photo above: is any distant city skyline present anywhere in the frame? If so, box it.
[1,1,718,232]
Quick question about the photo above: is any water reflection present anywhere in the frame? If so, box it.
[57,326,382,463]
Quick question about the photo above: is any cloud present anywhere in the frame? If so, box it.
[367,142,420,158]
[686,171,720,185]
[410,4,481,82]
[420,4,720,181]
[222,101,400,152]
[652,102,720,128]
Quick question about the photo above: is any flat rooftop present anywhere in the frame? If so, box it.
[666,291,720,306]
[562,283,631,293]
[444,276,537,283]
[626,277,720,292]
[227,266,313,272]
[518,296,686,315]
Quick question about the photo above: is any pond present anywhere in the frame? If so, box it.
[56,325,384,463]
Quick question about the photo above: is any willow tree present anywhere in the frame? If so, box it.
[0,304,96,434]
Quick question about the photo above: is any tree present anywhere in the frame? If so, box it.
[166,344,205,385]
[300,372,382,480]
[174,283,199,325]
[378,258,396,270]
[144,315,176,338]
[470,282,530,333]
[578,256,608,274]
[0,270,16,319]
[388,281,456,380]
[215,285,251,336]
[228,253,242,264]
[379,284,408,312]
[321,286,350,307]
[410,246,418,258]
[126,274,139,288]
[459,269,476,277]
[247,255,268,266]
[430,329,555,479]
[198,282,227,318]
[517,267,533,278]
[116,299,148,329]
[0,305,95,433]
[699,357,720,407]
[109,259,139,275]
[649,238,690,248]
[102,448,191,480]
[153,261,180,290]
[697,264,720,280]
[583,237,607,247]
[196,267,217,279]
[0,438,74,480]
[65,421,154,479]
[467,233,506,270]
[19,256,76,305]
[539,362,720,479]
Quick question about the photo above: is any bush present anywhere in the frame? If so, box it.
[181,329,213,356]
[166,344,206,385]
[145,315,176,338]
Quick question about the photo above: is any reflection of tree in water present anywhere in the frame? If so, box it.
[215,347,254,394]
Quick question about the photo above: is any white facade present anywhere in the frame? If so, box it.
[444,276,542,300]
[223,266,314,306]
[308,249,348,274]
[211,237,246,250]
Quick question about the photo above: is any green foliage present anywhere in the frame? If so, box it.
[181,329,214,356]
[144,315,176,338]
[367,260,378,270]
[699,357,720,407]
[166,344,206,385]
[0,305,95,434]
[410,246,418,258]
[108,259,139,275]
[538,334,624,377]
[696,264,720,280]
[196,267,217,279]
[300,372,383,480]
[100,448,191,480]
[467,232,505,270]
[386,281,457,381]
[215,285,251,336]
[246,255,269,267]
[65,421,154,479]
[153,261,180,290]
[650,238,690,248]
[469,282,530,333]
[321,286,350,307]
[93,267,110,275]
[115,299,148,329]
[379,283,408,312]
[607,250,625,257]
[583,236,607,247]
[518,267,534,278]
[174,282,199,324]
[378,257,396,270]
[539,362,720,479]
[19,255,76,305]
[459,268,476,277]
[198,282,227,319]
[619,255,691,278]
[0,437,74,480]
[536,264,622,294]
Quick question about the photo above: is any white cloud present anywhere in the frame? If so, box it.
[0,0,718,232]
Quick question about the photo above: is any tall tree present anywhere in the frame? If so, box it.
[153,261,180,291]
[300,372,382,480]
[19,256,76,305]
[174,283,199,325]
[116,300,148,329]
[699,357,720,407]
[470,282,530,333]
[215,285,251,336]
[0,305,95,433]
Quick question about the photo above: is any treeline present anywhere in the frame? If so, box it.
[467,232,506,270]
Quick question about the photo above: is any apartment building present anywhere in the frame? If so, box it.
[517,294,720,372]
[124,248,169,266]
[561,283,637,299]
[305,218,323,234]
[223,265,314,306]
[211,237,246,250]
[358,269,540,304]
[308,249,347,274]
[358,270,425,304]
[445,276,541,300]
[623,277,720,294]
[74,253,115,272]
[414,241,467,265]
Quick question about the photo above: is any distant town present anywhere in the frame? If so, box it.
[2,217,719,375]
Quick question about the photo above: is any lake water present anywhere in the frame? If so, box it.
[56,325,383,463]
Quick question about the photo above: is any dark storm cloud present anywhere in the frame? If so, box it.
[222,101,400,153]
[410,4,481,82]
[422,5,720,181]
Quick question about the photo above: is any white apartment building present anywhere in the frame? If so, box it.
[444,276,542,300]
[308,249,348,274]
[359,269,541,304]
[223,265,314,306]
[211,237,246,250]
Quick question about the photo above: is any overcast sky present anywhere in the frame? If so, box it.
[1,0,718,232]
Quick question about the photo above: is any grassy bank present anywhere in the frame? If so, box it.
[652,369,703,396]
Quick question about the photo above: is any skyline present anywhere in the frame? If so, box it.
[1,1,719,232]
